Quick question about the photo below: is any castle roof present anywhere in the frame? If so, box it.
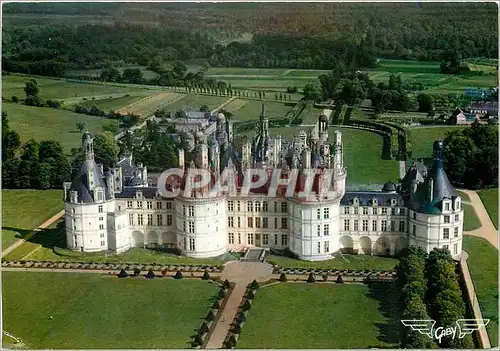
[69,159,107,203]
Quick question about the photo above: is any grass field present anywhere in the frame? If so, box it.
[237,283,401,348]
[114,91,186,117]
[67,65,160,80]
[267,254,398,270]
[478,189,498,229]
[463,203,481,231]
[407,126,466,160]
[231,100,292,122]
[2,74,146,101]
[1,190,62,249]
[267,126,399,186]
[206,67,289,76]
[2,272,218,349]
[462,236,499,347]
[79,94,146,112]
[2,102,118,152]
[162,93,230,113]
[298,104,325,125]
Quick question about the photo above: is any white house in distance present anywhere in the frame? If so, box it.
[63,105,463,261]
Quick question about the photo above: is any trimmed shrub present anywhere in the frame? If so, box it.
[145,269,156,279]
[245,289,256,299]
[202,270,210,280]
[174,270,183,279]
[133,268,141,276]
[218,289,226,299]
[213,300,221,309]
[249,280,259,290]
[279,273,287,282]
[336,275,344,284]
[206,309,215,322]
[236,311,246,323]
[307,273,316,283]
[11,96,18,103]
[233,324,242,334]
[225,335,237,348]
[193,334,203,346]
[117,269,128,278]
[223,279,231,289]
[199,322,210,335]
[241,299,252,311]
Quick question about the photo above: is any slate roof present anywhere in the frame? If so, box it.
[115,187,159,199]
[341,191,403,206]
[69,160,107,203]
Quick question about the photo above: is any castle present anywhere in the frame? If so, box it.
[63,104,464,261]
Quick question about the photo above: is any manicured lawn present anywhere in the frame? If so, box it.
[267,254,398,271]
[2,74,145,101]
[462,236,499,347]
[2,190,63,250]
[407,126,466,159]
[2,272,218,349]
[162,93,229,113]
[2,102,118,152]
[231,100,292,122]
[297,104,325,125]
[463,203,481,231]
[237,283,401,348]
[267,126,399,186]
[478,189,498,229]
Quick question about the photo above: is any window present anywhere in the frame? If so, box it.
[238,233,241,244]
[274,234,278,245]
[137,201,143,209]
[99,217,103,221]
[188,206,194,217]
[147,201,152,209]
[183,221,186,232]
[263,234,269,245]
[137,214,143,226]
[247,234,254,245]
[182,205,186,216]
[324,208,330,219]
[237,217,241,228]
[228,233,234,244]
[454,243,458,255]
[228,217,234,227]
[344,207,350,215]
[189,238,195,251]
[324,241,330,253]
[362,220,368,231]
[157,201,163,210]
[281,218,288,229]
[263,217,268,228]
[98,205,103,213]
[317,242,321,254]
[344,219,350,231]
[324,224,329,236]
[456,201,460,210]
[443,228,449,239]
[412,224,416,236]
[381,207,388,215]
[391,208,396,215]
[255,201,261,212]
[228,201,234,212]
[274,218,278,229]
[274,202,278,212]
[166,201,172,210]
[372,220,377,232]
[381,220,388,232]
[281,202,287,213]
[100,233,105,238]
[248,217,253,228]
[127,201,133,209]
[391,220,395,232]
[363,207,368,215]
[247,201,253,212]
[317,209,321,219]
[237,201,241,212]
[455,214,459,222]
[444,215,450,224]
[275,233,286,247]
[129,214,134,225]
[157,214,163,226]
[97,192,103,201]
[101,240,105,246]
[400,208,405,216]
[146,214,152,226]
[262,201,268,212]
[413,212,417,220]
[317,224,321,236]
[445,202,450,211]
[454,227,458,237]
[353,207,358,215]
[353,220,359,231]
[188,222,195,233]
[99,224,104,230]
[399,221,405,232]
[255,217,261,228]
[443,244,449,251]
[166,214,173,226]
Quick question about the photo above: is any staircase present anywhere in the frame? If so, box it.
[241,248,267,262]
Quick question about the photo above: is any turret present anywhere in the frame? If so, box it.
[198,143,209,169]
[302,148,311,169]
[178,149,185,171]
[82,132,94,161]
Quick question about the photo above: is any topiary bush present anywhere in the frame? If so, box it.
[145,269,156,279]
[213,300,221,309]
[241,299,252,311]
[336,275,344,284]
[199,322,210,335]
[279,273,287,282]
[245,289,256,299]
[248,279,259,290]
[307,273,316,283]
[236,311,246,323]
[174,270,183,279]
[202,270,210,280]
[133,268,141,276]
[233,324,242,334]
[117,269,128,278]
[206,309,215,322]
[223,279,231,289]
[218,289,226,299]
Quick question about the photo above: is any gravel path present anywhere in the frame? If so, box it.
[460,189,498,249]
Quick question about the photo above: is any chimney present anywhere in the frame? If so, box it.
[429,178,434,202]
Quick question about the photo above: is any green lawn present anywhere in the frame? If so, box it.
[2,74,146,101]
[463,203,481,231]
[231,100,292,122]
[297,104,324,125]
[2,190,63,249]
[162,93,229,112]
[2,272,218,349]
[237,283,401,348]
[407,126,466,160]
[267,254,398,271]
[267,126,399,185]
[2,102,118,152]
[462,236,499,347]
[478,189,498,229]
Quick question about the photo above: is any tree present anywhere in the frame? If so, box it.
[11,96,18,103]
[279,273,287,282]
[118,269,128,278]
[174,270,183,279]
[122,68,143,84]
[145,269,156,279]
[100,67,121,82]
[93,132,120,170]
[303,80,323,102]
[416,94,434,113]
[24,79,43,106]
[202,270,210,280]
[307,272,316,283]
[336,275,344,283]
[77,121,87,133]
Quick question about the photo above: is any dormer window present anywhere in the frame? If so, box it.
[391,198,397,206]
[97,191,103,202]
[443,201,450,212]
[455,198,461,211]
[372,198,378,206]
[353,197,359,206]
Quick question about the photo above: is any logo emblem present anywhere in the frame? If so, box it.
[401,319,489,343]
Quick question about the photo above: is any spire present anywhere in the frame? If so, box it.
[433,140,444,168]
[82,131,94,161]
[260,102,267,120]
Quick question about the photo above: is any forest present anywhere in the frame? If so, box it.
[2,2,497,76]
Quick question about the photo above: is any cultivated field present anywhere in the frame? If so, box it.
[1,190,62,249]
[163,93,230,113]
[237,283,401,348]
[2,102,118,152]
[462,236,499,347]
[230,100,292,122]
[2,272,219,349]
[79,94,147,112]
[266,254,398,270]
[478,189,498,229]
[114,91,186,117]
